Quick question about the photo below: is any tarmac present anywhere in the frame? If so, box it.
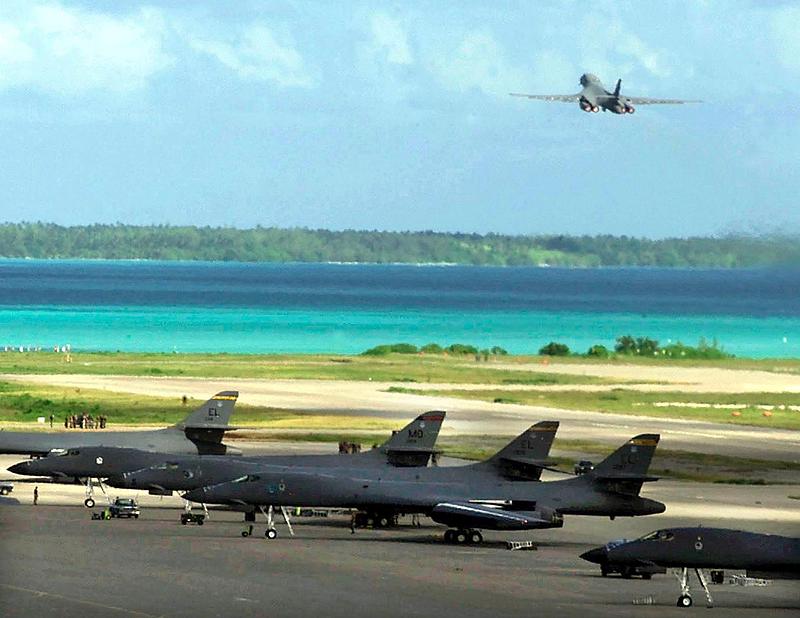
[0,464,798,618]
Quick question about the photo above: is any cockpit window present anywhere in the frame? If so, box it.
[48,448,68,457]
[232,474,261,483]
[67,449,80,456]
[639,530,674,542]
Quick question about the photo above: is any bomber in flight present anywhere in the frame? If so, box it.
[510,73,700,114]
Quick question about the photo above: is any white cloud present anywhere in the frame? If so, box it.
[188,23,315,88]
[577,11,674,81]
[430,31,530,96]
[0,3,172,95]
[368,12,413,65]
[771,5,800,71]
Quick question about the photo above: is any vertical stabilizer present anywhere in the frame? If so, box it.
[379,411,446,467]
[486,421,559,480]
[590,434,660,495]
[178,391,239,429]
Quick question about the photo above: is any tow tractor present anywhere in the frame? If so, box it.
[180,512,205,525]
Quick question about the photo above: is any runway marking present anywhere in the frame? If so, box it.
[0,583,166,617]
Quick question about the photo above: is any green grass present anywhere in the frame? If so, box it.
[0,351,615,385]
[387,387,800,431]
[499,354,800,375]
[0,380,400,429]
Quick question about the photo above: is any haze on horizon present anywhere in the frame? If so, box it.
[0,1,797,240]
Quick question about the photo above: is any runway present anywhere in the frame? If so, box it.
[5,374,799,462]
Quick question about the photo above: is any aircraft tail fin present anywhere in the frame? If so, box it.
[590,434,660,494]
[177,391,239,432]
[613,78,622,97]
[379,411,446,467]
[486,421,559,480]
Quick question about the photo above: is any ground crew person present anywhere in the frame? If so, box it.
[33,486,39,505]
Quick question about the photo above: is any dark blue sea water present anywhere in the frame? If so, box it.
[0,260,797,357]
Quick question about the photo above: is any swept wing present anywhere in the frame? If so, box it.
[509,93,579,102]
[607,95,701,105]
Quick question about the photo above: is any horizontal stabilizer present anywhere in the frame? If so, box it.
[593,474,659,483]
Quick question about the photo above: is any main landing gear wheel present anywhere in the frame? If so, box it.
[444,528,483,545]
[677,595,693,608]
[265,528,278,540]
[378,516,391,528]
[84,498,95,508]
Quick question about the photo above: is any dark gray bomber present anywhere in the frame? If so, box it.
[510,73,700,114]
[184,431,665,544]
[581,527,800,607]
[8,410,447,510]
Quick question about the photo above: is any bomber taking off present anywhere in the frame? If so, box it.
[510,73,700,114]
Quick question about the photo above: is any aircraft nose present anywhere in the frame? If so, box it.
[8,461,31,475]
[579,546,607,564]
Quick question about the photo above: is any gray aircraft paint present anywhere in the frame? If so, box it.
[183,432,664,533]
[581,527,800,607]
[581,527,800,575]
[510,73,700,114]
[8,411,447,487]
[0,391,240,456]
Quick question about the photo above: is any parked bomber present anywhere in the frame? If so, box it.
[581,527,800,607]
[184,431,665,544]
[510,73,700,114]
[9,411,446,511]
[0,391,241,457]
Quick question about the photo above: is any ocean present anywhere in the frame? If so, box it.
[0,260,798,358]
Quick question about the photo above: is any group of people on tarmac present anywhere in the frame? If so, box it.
[64,413,107,429]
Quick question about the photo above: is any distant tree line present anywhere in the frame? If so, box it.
[363,342,508,359]
[0,223,798,267]
[539,335,733,359]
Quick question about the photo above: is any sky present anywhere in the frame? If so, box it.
[0,0,798,238]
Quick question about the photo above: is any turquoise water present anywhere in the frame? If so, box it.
[0,261,798,357]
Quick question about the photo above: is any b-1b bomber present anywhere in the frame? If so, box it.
[184,430,665,544]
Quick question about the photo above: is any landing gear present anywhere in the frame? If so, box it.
[443,528,483,545]
[352,511,398,529]
[259,505,294,540]
[83,477,110,509]
[674,567,713,608]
